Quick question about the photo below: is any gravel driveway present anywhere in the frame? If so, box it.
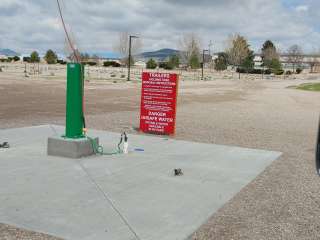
[1,73,320,239]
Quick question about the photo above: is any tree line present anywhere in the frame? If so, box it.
[20,50,61,64]
[11,32,312,75]
[113,32,309,74]
[214,34,305,76]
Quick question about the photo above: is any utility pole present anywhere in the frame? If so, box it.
[127,35,138,81]
[202,49,209,80]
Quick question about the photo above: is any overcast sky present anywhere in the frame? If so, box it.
[0,0,319,54]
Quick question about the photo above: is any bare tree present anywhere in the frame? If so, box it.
[309,56,320,73]
[226,34,250,67]
[64,37,81,62]
[80,53,90,62]
[225,34,250,78]
[287,44,303,72]
[308,48,320,73]
[114,32,129,57]
[113,32,142,65]
[178,33,201,67]
[263,47,279,62]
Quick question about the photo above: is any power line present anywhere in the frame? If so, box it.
[56,0,80,63]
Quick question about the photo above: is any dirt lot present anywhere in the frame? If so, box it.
[1,68,320,240]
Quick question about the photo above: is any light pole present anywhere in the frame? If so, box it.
[202,49,209,80]
[208,41,213,72]
[127,35,139,81]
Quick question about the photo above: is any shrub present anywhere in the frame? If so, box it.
[296,68,303,74]
[158,62,174,70]
[103,61,120,67]
[86,61,97,66]
[23,57,31,62]
[249,69,263,74]
[273,69,284,75]
[146,59,157,69]
[13,56,20,61]
[236,68,271,75]
[57,59,67,65]
[285,70,293,75]
[164,61,174,70]
[158,62,166,69]
[264,69,271,75]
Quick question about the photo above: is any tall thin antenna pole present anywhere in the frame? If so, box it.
[127,35,138,81]
[128,36,132,81]
[56,0,80,63]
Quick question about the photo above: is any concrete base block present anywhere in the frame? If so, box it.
[47,136,99,158]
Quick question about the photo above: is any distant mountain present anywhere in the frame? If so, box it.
[0,49,19,56]
[137,48,180,61]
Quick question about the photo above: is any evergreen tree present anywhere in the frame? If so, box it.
[262,40,275,52]
[146,58,157,69]
[168,55,180,68]
[189,52,200,69]
[261,40,279,68]
[241,50,255,73]
[44,49,58,64]
[30,51,40,63]
[269,59,283,74]
[214,52,228,71]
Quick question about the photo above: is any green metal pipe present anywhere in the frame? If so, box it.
[65,63,85,138]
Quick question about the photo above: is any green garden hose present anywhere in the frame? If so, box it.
[86,135,123,156]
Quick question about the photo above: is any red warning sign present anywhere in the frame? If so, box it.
[139,72,178,135]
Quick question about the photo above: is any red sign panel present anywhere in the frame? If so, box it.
[140,72,178,135]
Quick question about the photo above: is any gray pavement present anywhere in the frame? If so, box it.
[0,125,281,240]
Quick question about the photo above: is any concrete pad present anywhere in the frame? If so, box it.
[47,136,99,158]
[0,125,281,240]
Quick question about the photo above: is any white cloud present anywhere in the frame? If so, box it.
[0,0,318,54]
[295,5,309,13]
[42,18,61,31]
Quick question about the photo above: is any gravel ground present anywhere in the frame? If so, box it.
[1,72,320,239]
[0,223,62,240]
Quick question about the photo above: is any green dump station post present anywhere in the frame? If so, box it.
[65,63,85,138]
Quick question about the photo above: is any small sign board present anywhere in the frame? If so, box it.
[139,72,178,135]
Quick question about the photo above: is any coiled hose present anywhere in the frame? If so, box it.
[86,132,127,156]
